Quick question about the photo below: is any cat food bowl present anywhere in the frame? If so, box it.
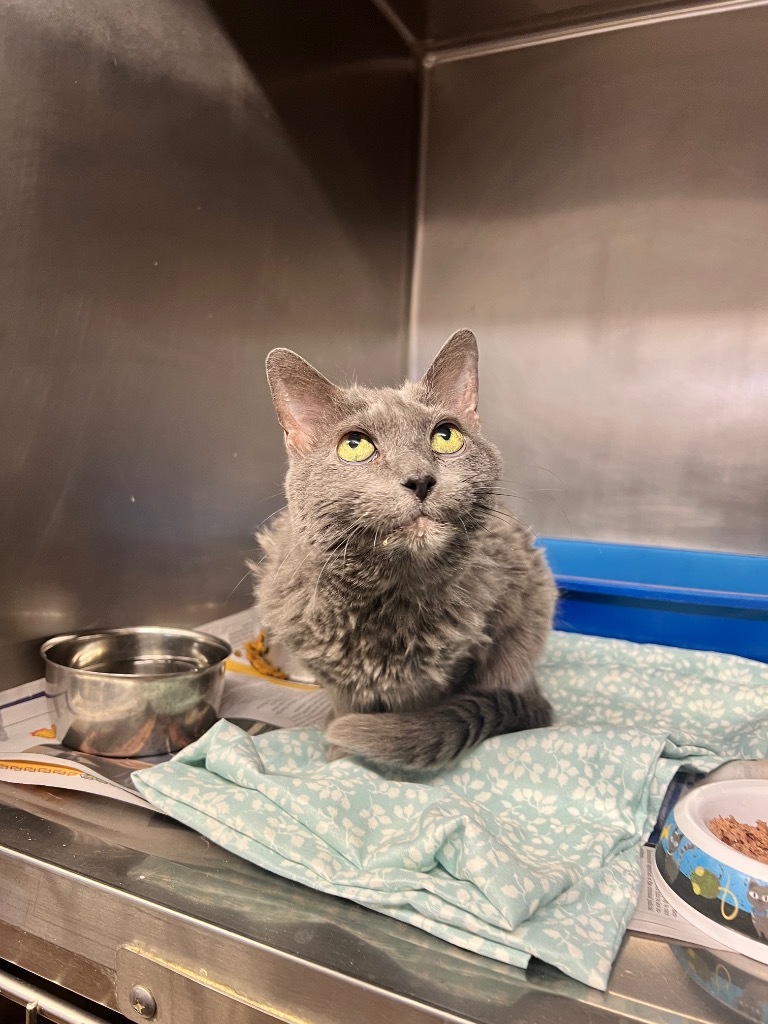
[652,779,768,965]
[41,627,231,757]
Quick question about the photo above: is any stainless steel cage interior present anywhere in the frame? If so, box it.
[3,0,767,693]
[1,1,767,1022]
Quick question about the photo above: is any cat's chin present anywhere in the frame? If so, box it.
[383,514,452,554]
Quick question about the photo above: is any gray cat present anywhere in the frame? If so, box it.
[252,329,557,770]
[747,880,768,941]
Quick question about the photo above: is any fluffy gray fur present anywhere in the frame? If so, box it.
[252,329,557,770]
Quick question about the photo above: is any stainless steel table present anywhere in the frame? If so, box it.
[0,781,760,1023]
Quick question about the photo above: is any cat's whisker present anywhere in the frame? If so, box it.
[524,465,568,488]
[476,502,527,528]
[487,490,536,504]
[342,523,368,565]
[245,552,269,571]
[480,501,521,519]
[456,513,470,540]
[286,543,323,584]
[310,550,340,610]
[323,514,374,557]
[255,504,289,530]
[495,489,572,536]
[478,507,537,541]
[275,539,307,580]
[544,497,574,538]
[226,569,255,602]
[497,477,566,494]
[252,490,286,507]
[465,515,492,536]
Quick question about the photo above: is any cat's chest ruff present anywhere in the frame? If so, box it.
[300,578,492,700]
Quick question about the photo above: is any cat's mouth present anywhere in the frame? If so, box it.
[403,513,434,539]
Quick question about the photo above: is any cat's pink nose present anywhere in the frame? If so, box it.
[403,475,436,502]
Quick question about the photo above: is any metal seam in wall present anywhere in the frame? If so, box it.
[407,60,431,380]
[366,0,423,55]
[423,0,768,64]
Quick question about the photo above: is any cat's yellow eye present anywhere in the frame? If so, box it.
[337,431,376,463]
[430,423,465,455]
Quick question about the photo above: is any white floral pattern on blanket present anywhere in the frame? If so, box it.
[134,632,768,990]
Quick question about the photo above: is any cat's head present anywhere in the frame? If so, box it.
[748,881,768,907]
[264,330,502,559]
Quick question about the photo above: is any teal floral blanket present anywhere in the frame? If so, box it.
[134,632,768,990]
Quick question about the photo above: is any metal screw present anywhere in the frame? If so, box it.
[129,984,157,1019]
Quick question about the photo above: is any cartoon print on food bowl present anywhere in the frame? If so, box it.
[655,782,768,958]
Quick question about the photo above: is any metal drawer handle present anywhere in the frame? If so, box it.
[0,966,111,1024]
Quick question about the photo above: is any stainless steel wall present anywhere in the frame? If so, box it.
[0,0,416,688]
[413,6,768,554]
[385,0,712,49]
[4,0,766,690]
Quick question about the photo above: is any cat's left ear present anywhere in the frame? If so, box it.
[421,329,480,429]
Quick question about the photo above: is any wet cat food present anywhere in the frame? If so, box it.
[709,815,768,865]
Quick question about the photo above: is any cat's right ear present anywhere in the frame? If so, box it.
[265,348,342,456]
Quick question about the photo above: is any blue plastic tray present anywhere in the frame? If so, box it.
[539,538,768,663]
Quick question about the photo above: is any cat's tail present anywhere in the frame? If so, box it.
[324,689,552,771]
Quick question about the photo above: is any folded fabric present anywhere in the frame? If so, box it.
[134,632,768,990]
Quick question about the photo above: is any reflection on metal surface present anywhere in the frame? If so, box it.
[422,0,768,65]
[414,5,768,555]
[0,787,535,1024]
[41,627,229,757]
[118,947,290,1023]
[0,838,498,1024]
[0,0,415,690]
[672,944,768,1023]
[0,781,762,1024]
[0,965,111,1024]
[384,0,753,49]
